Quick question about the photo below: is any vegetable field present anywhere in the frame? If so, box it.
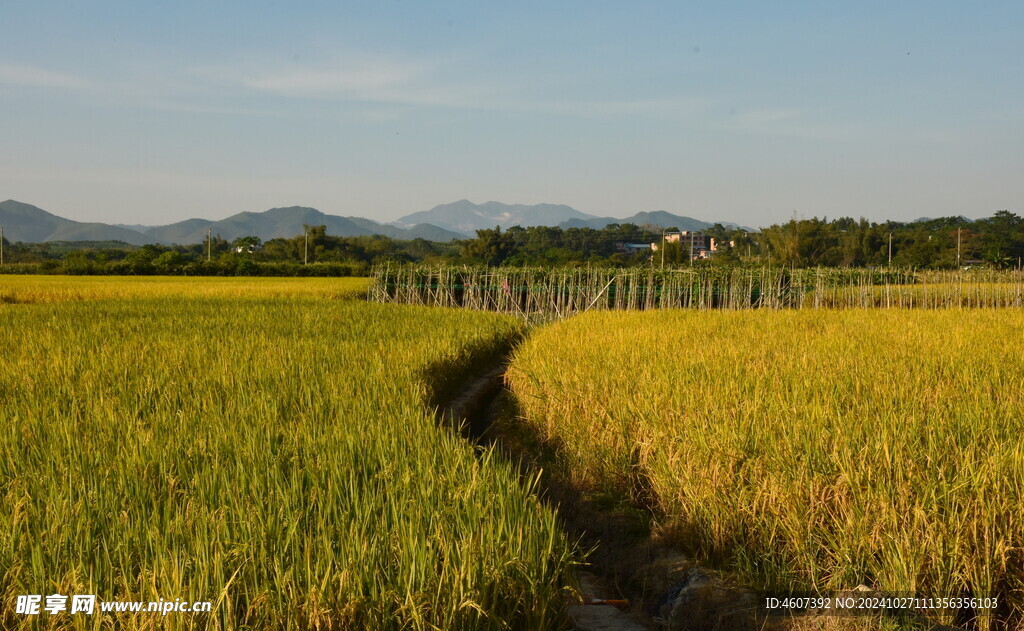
[506,309,1024,629]
[0,279,575,630]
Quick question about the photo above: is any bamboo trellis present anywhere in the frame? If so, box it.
[368,264,1024,320]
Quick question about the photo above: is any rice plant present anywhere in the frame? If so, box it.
[0,275,369,304]
[0,284,576,630]
[506,309,1024,629]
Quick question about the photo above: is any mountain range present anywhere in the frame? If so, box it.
[0,200,464,245]
[393,200,591,233]
[393,199,738,233]
[0,198,744,245]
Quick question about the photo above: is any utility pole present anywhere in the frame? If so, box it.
[207,228,212,262]
[957,228,962,268]
[304,228,309,265]
[1,226,4,266]
[888,232,893,266]
[660,228,666,270]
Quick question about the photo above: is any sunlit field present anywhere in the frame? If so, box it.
[813,280,1024,308]
[507,309,1024,629]
[0,275,370,304]
[0,280,575,630]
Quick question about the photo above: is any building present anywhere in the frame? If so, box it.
[616,242,654,253]
[651,231,716,259]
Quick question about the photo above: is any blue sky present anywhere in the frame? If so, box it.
[1,1,1021,227]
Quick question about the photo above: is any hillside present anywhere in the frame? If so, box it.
[395,200,591,234]
[0,200,151,245]
[1,198,744,246]
[395,199,746,234]
[558,210,715,232]
[1,201,464,245]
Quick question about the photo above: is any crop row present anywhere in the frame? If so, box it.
[1,288,574,630]
[506,309,1024,629]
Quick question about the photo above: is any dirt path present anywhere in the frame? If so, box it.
[439,355,963,631]
[441,363,656,630]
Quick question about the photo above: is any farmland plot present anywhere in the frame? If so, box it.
[507,309,1024,629]
[0,283,575,630]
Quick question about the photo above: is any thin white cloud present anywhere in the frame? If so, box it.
[197,54,721,119]
[196,54,445,104]
[0,63,89,89]
[738,108,805,125]
[520,96,715,117]
[242,60,423,95]
[0,56,847,144]
[717,107,855,141]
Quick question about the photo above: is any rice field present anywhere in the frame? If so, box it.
[0,279,576,630]
[506,309,1024,629]
[0,275,370,304]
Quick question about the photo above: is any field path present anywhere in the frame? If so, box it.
[436,334,836,631]
[438,357,656,631]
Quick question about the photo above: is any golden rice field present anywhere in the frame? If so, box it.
[507,309,1024,629]
[0,275,370,304]
[0,278,576,630]
[811,281,1024,309]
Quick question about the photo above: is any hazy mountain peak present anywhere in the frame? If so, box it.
[2,198,744,245]
[396,199,592,234]
[1,200,465,245]
[1,199,150,244]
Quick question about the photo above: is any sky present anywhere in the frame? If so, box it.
[1,1,1021,228]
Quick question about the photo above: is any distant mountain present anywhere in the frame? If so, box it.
[142,207,373,244]
[912,215,974,224]
[558,210,716,232]
[0,200,151,245]
[0,201,464,245]
[343,217,464,242]
[139,207,464,244]
[1,198,744,246]
[142,218,214,244]
[395,200,591,234]
[395,200,750,235]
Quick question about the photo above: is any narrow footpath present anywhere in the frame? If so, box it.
[439,360,653,631]
[438,354,961,631]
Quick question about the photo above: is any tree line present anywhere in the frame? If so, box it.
[0,227,459,276]
[752,211,1023,268]
[463,212,1023,268]
[1,212,1022,274]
